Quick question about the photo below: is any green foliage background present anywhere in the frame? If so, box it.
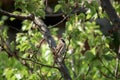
[0,0,120,80]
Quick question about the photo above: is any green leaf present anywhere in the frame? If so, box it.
[84,51,95,63]
[54,4,61,13]
[10,18,16,21]
[103,54,114,61]
[78,13,86,19]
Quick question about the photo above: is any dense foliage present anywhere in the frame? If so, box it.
[0,0,120,80]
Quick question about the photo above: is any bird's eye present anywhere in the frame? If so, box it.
[61,39,65,43]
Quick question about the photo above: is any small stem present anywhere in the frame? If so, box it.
[19,56,59,69]
[115,57,119,78]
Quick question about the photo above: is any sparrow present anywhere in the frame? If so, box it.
[55,38,66,56]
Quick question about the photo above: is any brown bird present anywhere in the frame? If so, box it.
[55,38,66,56]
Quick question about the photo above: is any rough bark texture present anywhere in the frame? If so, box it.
[0,9,72,80]
[100,0,120,57]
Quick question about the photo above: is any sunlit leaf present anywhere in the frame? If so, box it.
[54,4,61,13]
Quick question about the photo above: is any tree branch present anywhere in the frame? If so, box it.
[0,9,33,20]
[0,9,72,80]
[33,17,72,80]
[100,0,120,58]
[100,0,120,26]
[19,57,58,69]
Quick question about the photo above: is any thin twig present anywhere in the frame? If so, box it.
[99,70,114,79]
[9,26,22,32]
[115,57,119,78]
[0,34,13,57]
[0,9,72,80]
[31,39,45,61]
[19,56,59,69]
[48,15,68,28]
[99,57,115,78]
[48,7,87,28]
[0,9,33,20]
[85,64,91,76]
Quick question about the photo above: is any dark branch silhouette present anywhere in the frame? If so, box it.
[0,9,72,80]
